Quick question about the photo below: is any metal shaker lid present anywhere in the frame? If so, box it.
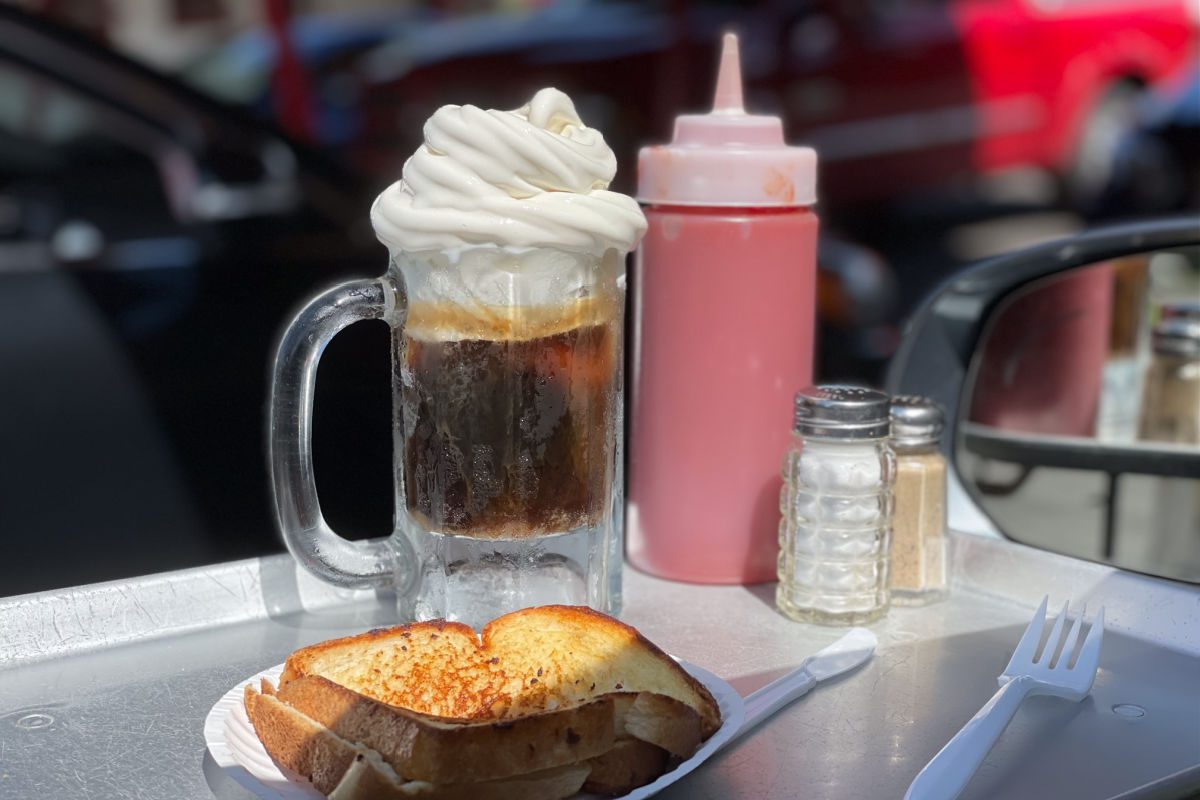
[1160,301,1200,322]
[1152,315,1200,359]
[793,385,891,440]
[890,395,945,448]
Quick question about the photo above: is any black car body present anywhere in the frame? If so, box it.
[0,7,391,593]
[1099,64,1200,218]
[0,7,902,593]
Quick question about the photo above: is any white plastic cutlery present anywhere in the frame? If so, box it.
[729,627,877,747]
[904,597,1106,800]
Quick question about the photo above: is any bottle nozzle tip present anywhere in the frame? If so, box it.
[712,32,744,114]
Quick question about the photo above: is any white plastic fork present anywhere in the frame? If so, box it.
[904,597,1105,800]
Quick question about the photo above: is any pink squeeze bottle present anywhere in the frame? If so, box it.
[627,34,818,584]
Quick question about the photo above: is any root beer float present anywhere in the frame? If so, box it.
[371,89,645,621]
[271,87,644,627]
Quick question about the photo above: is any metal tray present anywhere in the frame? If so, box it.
[2,532,1198,800]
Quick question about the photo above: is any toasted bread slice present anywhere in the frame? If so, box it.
[245,682,590,800]
[274,675,614,783]
[252,606,721,795]
[330,756,590,800]
[245,680,354,795]
[281,605,720,736]
[612,693,703,758]
[582,739,669,796]
[270,675,705,785]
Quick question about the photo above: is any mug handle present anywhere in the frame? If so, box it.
[268,275,409,589]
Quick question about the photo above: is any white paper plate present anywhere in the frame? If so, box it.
[204,658,744,800]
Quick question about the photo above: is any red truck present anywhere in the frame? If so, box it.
[339,0,1196,211]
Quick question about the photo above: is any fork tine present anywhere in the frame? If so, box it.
[1041,600,1070,664]
[1055,603,1086,669]
[1074,607,1106,678]
[1005,595,1048,673]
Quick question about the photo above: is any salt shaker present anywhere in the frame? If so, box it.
[777,386,894,625]
[889,396,948,605]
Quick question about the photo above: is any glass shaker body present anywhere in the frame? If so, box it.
[777,432,894,625]
[890,439,948,605]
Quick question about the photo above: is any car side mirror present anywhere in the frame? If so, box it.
[887,216,1200,583]
[189,139,300,221]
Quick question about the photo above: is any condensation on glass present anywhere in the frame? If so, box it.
[269,247,626,629]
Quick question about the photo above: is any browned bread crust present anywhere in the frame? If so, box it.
[245,681,592,799]
[275,675,614,783]
[330,758,592,800]
[244,680,356,795]
[613,692,704,758]
[281,605,720,736]
[582,739,670,796]
[247,606,722,798]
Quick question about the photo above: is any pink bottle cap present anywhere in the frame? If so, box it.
[638,33,817,208]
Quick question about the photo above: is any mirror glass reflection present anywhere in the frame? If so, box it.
[958,246,1200,582]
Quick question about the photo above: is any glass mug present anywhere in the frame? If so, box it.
[270,246,626,627]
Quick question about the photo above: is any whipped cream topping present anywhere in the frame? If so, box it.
[371,88,646,256]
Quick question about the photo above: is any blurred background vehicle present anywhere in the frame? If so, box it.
[0,0,1195,592]
[183,0,1194,207]
[1096,59,1200,219]
[0,5,391,592]
[184,0,1198,364]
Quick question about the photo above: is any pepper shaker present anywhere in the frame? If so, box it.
[1139,312,1200,446]
[777,386,894,625]
[889,396,948,606]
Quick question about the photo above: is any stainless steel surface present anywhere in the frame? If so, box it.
[904,599,1105,800]
[0,555,380,667]
[732,628,876,748]
[1,533,1198,800]
[724,628,878,753]
[798,627,877,683]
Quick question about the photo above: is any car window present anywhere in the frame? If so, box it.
[0,59,187,235]
[0,61,164,159]
[0,63,92,146]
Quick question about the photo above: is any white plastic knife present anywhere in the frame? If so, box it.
[727,627,878,747]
